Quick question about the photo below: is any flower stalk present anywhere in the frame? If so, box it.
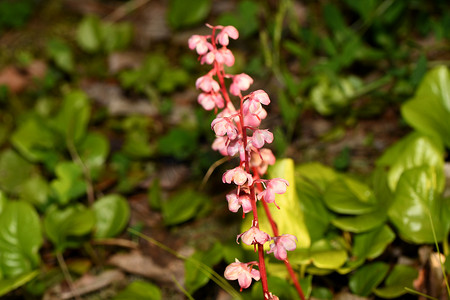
[189,24,305,300]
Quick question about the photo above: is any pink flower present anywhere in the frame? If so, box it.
[250,149,276,175]
[248,89,270,105]
[212,136,229,156]
[201,48,235,66]
[223,167,253,186]
[196,75,220,93]
[267,234,298,260]
[251,129,274,149]
[257,178,289,204]
[242,99,268,127]
[216,25,239,46]
[226,192,253,214]
[188,35,212,55]
[237,226,270,245]
[224,259,260,290]
[198,92,224,110]
[226,139,244,158]
[230,73,253,96]
[211,117,238,140]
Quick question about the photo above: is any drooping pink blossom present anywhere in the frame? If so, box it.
[198,92,224,110]
[216,25,239,46]
[211,117,238,140]
[196,75,220,93]
[188,35,212,55]
[237,226,270,246]
[250,149,276,175]
[230,73,254,96]
[251,129,274,149]
[224,259,260,290]
[267,234,298,261]
[201,48,235,66]
[257,178,289,204]
[222,166,253,186]
[212,136,229,156]
[248,89,270,105]
[226,192,253,214]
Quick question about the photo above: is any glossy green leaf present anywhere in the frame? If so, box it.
[93,194,130,239]
[11,116,60,164]
[0,270,39,297]
[295,162,338,192]
[324,176,378,214]
[401,66,450,148]
[44,204,95,252]
[295,164,334,241]
[77,15,101,53]
[374,265,418,298]
[246,159,311,249]
[388,166,450,243]
[0,201,42,278]
[331,208,387,233]
[377,132,444,191]
[78,132,109,180]
[162,188,208,226]
[0,149,34,195]
[185,242,223,293]
[52,90,90,144]
[308,238,348,269]
[50,161,87,205]
[113,280,161,300]
[353,225,395,260]
[349,262,389,296]
[168,0,211,29]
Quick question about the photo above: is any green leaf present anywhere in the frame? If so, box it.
[349,262,389,296]
[331,209,387,233]
[78,132,109,180]
[46,38,74,73]
[158,128,198,160]
[185,242,223,293]
[374,265,418,298]
[0,270,39,297]
[51,90,90,144]
[308,238,348,269]
[162,188,208,226]
[44,204,95,252]
[0,201,42,278]
[0,149,34,195]
[168,0,211,29]
[352,225,395,260]
[101,22,133,53]
[113,280,161,300]
[11,116,60,165]
[401,66,450,148]
[50,161,87,205]
[19,175,51,211]
[245,159,311,248]
[93,194,130,239]
[388,166,450,243]
[77,15,102,53]
[376,132,444,191]
[324,176,378,214]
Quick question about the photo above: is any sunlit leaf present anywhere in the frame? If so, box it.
[0,270,39,297]
[401,66,450,148]
[50,161,86,205]
[93,194,130,239]
[0,201,42,278]
[376,132,444,191]
[388,166,450,243]
[77,15,101,53]
[349,262,389,296]
[78,132,109,180]
[331,208,387,233]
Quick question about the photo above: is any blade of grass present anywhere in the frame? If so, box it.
[404,287,439,300]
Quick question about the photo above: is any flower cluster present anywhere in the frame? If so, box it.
[189,25,298,297]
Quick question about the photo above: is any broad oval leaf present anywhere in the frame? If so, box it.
[401,66,450,148]
[0,270,39,297]
[44,204,95,252]
[50,161,87,205]
[376,132,444,191]
[309,238,348,270]
[324,176,378,214]
[0,149,34,195]
[373,264,418,298]
[331,208,387,233]
[93,194,130,239]
[77,15,102,53]
[352,225,395,260]
[349,262,389,296]
[78,132,110,181]
[0,201,43,278]
[168,0,212,29]
[388,166,450,243]
[162,188,209,226]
